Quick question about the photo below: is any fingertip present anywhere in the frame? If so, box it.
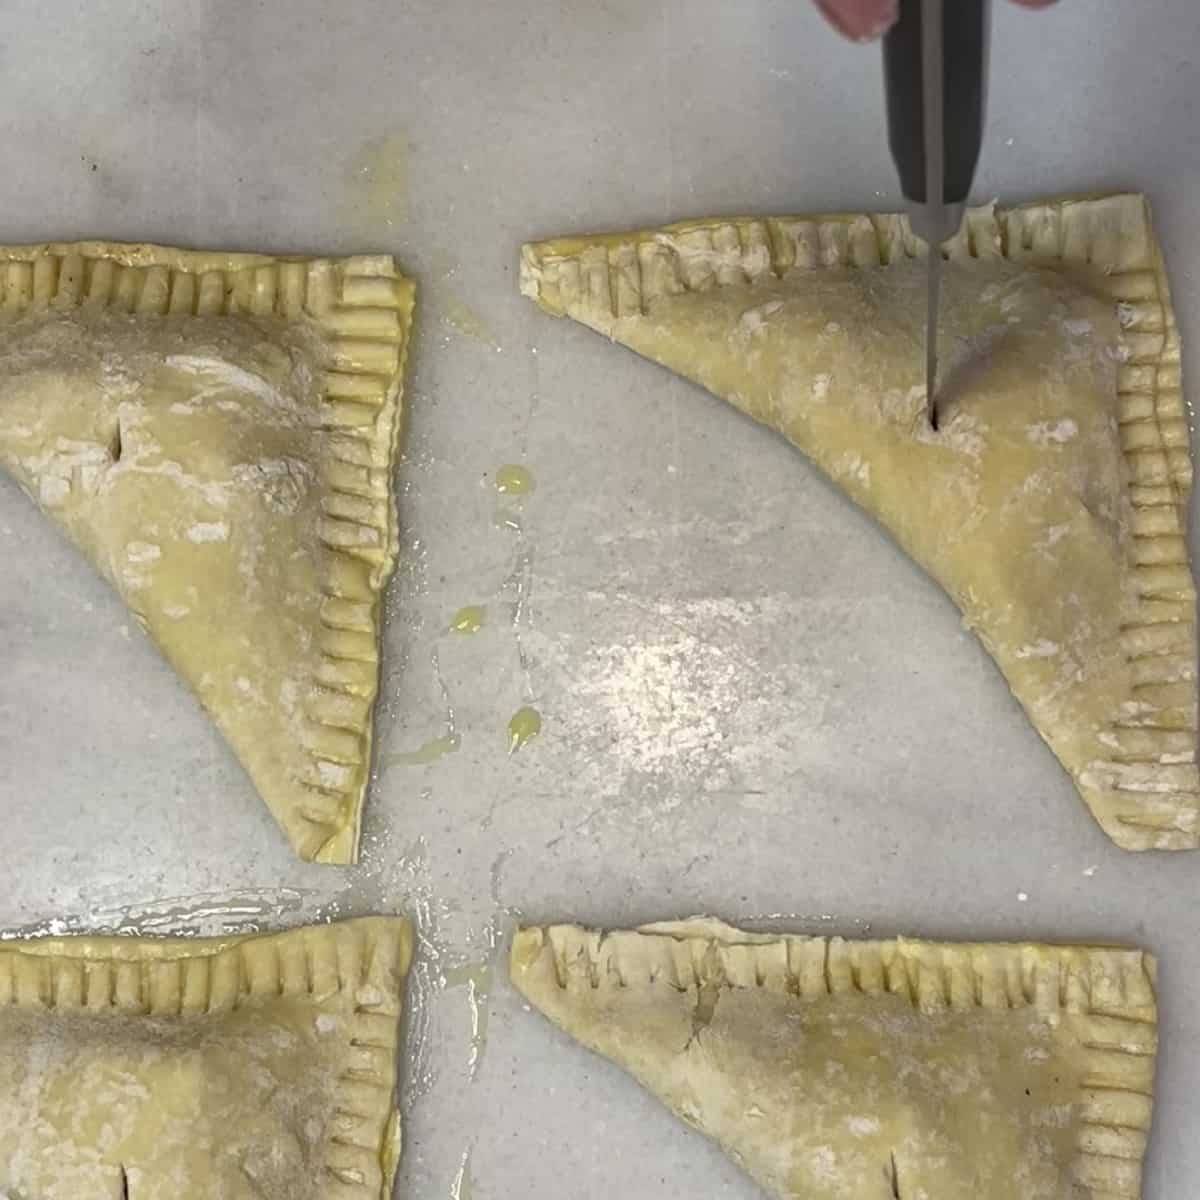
[815,0,899,42]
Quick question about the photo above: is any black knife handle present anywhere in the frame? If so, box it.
[883,0,989,206]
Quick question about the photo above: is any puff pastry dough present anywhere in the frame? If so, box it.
[0,915,412,1199]
[0,242,414,862]
[521,194,1198,850]
[512,918,1157,1200]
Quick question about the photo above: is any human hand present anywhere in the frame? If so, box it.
[816,0,1057,43]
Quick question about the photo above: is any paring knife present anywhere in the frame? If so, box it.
[883,0,990,428]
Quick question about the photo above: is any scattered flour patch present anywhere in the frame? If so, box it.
[846,1117,880,1136]
[164,356,286,407]
[1015,640,1060,660]
[125,541,161,564]
[882,386,926,426]
[917,410,987,458]
[542,595,823,794]
[1035,523,1070,556]
[809,1147,838,1184]
[1027,419,1078,446]
[833,450,870,486]
[318,760,352,789]
[569,635,745,777]
[233,459,312,514]
[38,476,70,507]
[187,521,229,543]
[1035,1103,1075,1129]
[738,300,783,338]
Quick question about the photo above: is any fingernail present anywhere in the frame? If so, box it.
[816,0,899,42]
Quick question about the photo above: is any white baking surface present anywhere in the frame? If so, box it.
[0,1,1197,1196]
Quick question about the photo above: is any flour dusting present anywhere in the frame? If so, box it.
[187,521,229,543]
[846,1116,881,1136]
[1026,419,1078,446]
[125,541,161,564]
[1015,640,1060,660]
[572,635,741,776]
[535,594,823,794]
[737,300,783,339]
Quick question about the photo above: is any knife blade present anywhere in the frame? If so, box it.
[920,0,944,428]
[883,0,990,430]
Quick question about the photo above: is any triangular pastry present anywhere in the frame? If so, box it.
[0,916,412,1199]
[520,194,1198,850]
[0,242,414,862]
[512,919,1157,1200]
